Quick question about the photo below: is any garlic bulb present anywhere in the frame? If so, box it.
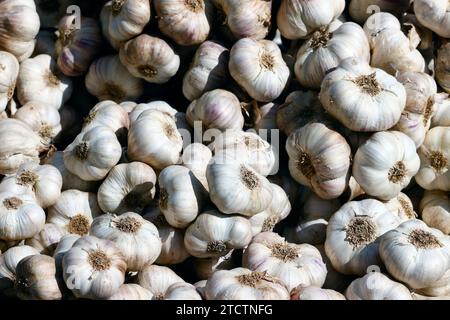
[90,212,161,272]
[214,0,272,40]
[14,101,62,143]
[206,160,273,215]
[100,0,151,49]
[85,55,144,103]
[286,122,351,199]
[55,15,102,76]
[15,254,62,300]
[64,126,122,181]
[186,89,244,135]
[163,282,203,300]
[363,13,425,75]
[414,0,450,38]
[436,43,450,94]
[432,93,450,128]
[119,35,180,84]
[277,0,345,40]
[62,236,127,299]
[384,192,417,222]
[349,0,412,24]
[25,223,67,256]
[128,109,183,170]
[292,286,345,300]
[159,165,207,229]
[205,268,290,300]
[0,0,40,62]
[0,192,45,241]
[183,41,229,101]
[17,54,72,109]
[128,100,178,123]
[181,143,212,191]
[154,0,212,46]
[229,38,289,102]
[184,210,252,258]
[0,51,19,113]
[53,234,80,277]
[107,284,153,300]
[319,57,406,132]
[379,219,450,289]
[0,245,39,296]
[143,207,190,265]
[295,22,370,89]
[420,190,450,235]
[0,162,62,208]
[48,190,102,237]
[415,126,450,191]
[243,232,327,292]
[211,130,277,176]
[353,131,420,201]
[325,199,401,275]
[346,272,412,300]
[416,269,450,297]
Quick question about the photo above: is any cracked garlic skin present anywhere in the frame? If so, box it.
[414,0,450,38]
[325,199,401,275]
[277,0,345,40]
[184,210,252,259]
[229,38,289,102]
[353,131,420,201]
[349,0,412,24]
[380,219,450,289]
[0,51,19,113]
[346,272,412,300]
[319,57,406,132]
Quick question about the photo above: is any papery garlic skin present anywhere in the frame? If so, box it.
[154,0,212,46]
[349,0,412,24]
[229,38,289,102]
[319,57,406,132]
[346,272,412,300]
[295,22,370,89]
[420,190,450,235]
[414,0,450,38]
[436,43,450,94]
[384,192,417,222]
[0,51,19,113]
[62,236,127,299]
[107,284,153,300]
[85,55,144,103]
[379,219,450,289]
[17,54,73,109]
[286,122,351,199]
[181,143,212,191]
[25,223,67,256]
[64,126,122,181]
[205,267,290,300]
[53,234,80,277]
[292,286,345,300]
[97,162,156,214]
[0,0,40,62]
[90,212,162,272]
[353,131,420,201]
[277,0,345,40]
[119,35,180,84]
[163,282,202,300]
[184,210,252,258]
[137,264,188,300]
[416,269,450,297]
[128,100,177,123]
[432,93,450,128]
[325,199,401,275]
[183,41,229,101]
[415,127,450,191]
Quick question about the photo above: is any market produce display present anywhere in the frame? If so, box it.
[0,0,449,301]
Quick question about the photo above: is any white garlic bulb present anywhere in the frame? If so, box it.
[128,109,183,170]
[181,143,212,191]
[414,0,450,38]
[432,93,450,128]
[154,0,212,46]
[353,131,420,201]
[17,54,72,109]
[107,284,153,300]
[379,219,450,289]
[416,269,450,297]
[184,210,252,258]
[319,57,406,132]
[292,286,345,300]
[90,212,161,272]
[25,223,67,256]
[64,126,122,181]
[119,35,180,84]
[286,122,351,199]
[0,51,19,113]
[346,272,412,300]
[205,268,290,300]
[415,126,450,191]
[243,232,327,292]
[436,43,450,94]
[206,160,273,215]
[97,162,156,214]
[420,190,450,235]
[277,0,345,40]
[295,22,370,89]
[128,100,179,124]
[48,189,102,237]
[349,0,412,24]
[85,55,144,103]
[384,192,417,222]
[229,38,289,102]
[325,199,401,275]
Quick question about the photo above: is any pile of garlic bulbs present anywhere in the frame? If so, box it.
[0,0,449,301]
